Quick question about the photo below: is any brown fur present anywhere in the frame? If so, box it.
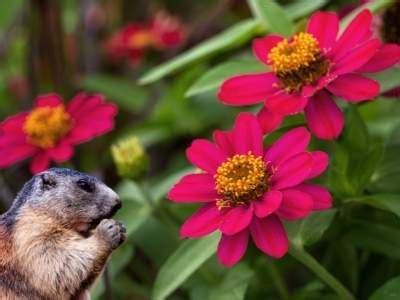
[0,168,125,300]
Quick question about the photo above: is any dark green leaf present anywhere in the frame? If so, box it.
[370,276,400,300]
[286,209,337,247]
[346,194,400,218]
[209,263,254,300]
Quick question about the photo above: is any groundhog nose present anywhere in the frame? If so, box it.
[114,198,122,210]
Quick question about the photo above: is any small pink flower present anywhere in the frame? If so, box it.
[150,11,186,49]
[168,113,332,267]
[104,23,152,65]
[218,9,400,140]
[0,93,117,174]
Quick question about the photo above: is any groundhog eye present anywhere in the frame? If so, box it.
[77,179,95,193]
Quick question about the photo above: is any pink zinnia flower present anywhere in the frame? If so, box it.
[104,23,152,65]
[0,93,117,174]
[168,113,332,267]
[150,11,186,49]
[218,9,400,139]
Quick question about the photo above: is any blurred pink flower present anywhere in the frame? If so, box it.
[0,93,117,174]
[168,113,332,267]
[218,10,400,139]
[150,11,186,49]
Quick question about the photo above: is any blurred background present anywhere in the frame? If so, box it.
[2,0,400,299]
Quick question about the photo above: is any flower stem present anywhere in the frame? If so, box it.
[289,244,355,300]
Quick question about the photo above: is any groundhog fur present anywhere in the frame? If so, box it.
[0,168,126,300]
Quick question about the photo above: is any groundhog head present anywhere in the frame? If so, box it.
[13,168,122,234]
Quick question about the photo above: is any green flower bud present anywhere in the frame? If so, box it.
[111,136,149,179]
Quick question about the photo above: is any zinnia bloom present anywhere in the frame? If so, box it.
[105,23,152,64]
[0,93,117,174]
[150,11,186,49]
[218,9,400,139]
[168,113,332,267]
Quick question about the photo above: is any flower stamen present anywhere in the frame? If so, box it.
[268,32,330,93]
[23,105,73,149]
[214,152,274,209]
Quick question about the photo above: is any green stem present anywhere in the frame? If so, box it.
[289,244,355,300]
[265,260,289,300]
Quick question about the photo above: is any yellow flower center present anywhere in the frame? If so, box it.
[128,31,153,48]
[23,105,73,149]
[268,32,330,93]
[214,152,274,209]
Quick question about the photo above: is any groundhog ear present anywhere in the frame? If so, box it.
[40,173,57,190]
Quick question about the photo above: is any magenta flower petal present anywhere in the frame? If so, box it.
[232,113,263,156]
[213,130,234,157]
[272,152,313,190]
[276,189,313,220]
[357,44,400,73]
[264,127,310,167]
[35,94,63,107]
[307,11,338,51]
[186,139,227,174]
[332,39,380,75]
[47,142,73,162]
[295,184,333,210]
[218,73,278,105]
[308,151,329,179]
[250,215,288,258]
[265,91,309,115]
[30,151,50,174]
[168,174,218,202]
[0,113,27,133]
[253,35,283,64]
[217,230,249,267]
[220,205,254,235]
[256,107,284,134]
[328,74,379,102]
[305,91,344,140]
[332,9,373,59]
[0,144,36,168]
[180,203,223,238]
[254,190,282,218]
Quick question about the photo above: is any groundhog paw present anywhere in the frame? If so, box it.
[96,219,126,249]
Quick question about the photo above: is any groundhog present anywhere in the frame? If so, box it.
[0,168,126,300]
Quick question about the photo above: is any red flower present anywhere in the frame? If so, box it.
[150,11,186,49]
[104,23,152,65]
[218,10,400,139]
[0,93,117,174]
[168,113,332,267]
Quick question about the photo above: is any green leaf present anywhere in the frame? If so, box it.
[345,194,400,218]
[285,0,329,20]
[370,67,400,93]
[209,263,254,300]
[152,233,220,300]
[344,220,400,259]
[186,58,265,97]
[343,106,369,153]
[247,0,294,36]
[138,20,259,85]
[286,209,337,247]
[82,74,147,111]
[370,276,400,300]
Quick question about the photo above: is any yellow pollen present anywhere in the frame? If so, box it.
[129,31,153,48]
[23,105,73,149]
[268,32,320,74]
[214,152,273,210]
